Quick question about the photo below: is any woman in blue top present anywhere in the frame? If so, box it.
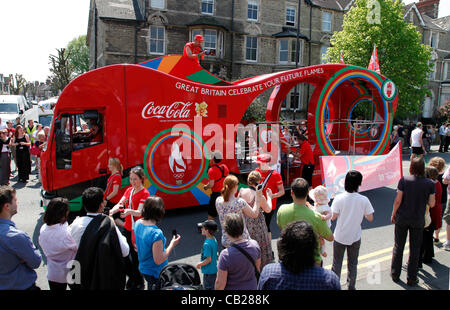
[134,196,180,290]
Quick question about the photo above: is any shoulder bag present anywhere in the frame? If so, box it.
[231,243,260,281]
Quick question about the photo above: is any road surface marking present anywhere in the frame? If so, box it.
[324,232,446,273]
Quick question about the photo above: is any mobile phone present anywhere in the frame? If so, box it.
[172,229,177,237]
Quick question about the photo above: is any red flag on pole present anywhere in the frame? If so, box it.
[340,50,345,64]
[368,44,381,74]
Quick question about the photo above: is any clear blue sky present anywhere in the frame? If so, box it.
[0,0,448,83]
[0,0,90,82]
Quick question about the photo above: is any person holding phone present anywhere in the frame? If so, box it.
[134,196,180,290]
[239,171,274,268]
[255,153,284,244]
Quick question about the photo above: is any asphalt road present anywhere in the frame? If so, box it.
[9,132,450,290]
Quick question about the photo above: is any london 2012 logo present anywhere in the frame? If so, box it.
[169,142,186,181]
[143,128,209,194]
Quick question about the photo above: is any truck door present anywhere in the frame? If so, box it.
[53,110,108,209]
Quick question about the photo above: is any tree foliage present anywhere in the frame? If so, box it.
[326,0,432,118]
[66,35,89,75]
[9,73,26,95]
[48,48,74,94]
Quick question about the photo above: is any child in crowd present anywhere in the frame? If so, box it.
[309,185,332,257]
[196,220,218,290]
[34,131,46,183]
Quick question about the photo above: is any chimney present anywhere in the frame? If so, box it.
[416,0,440,19]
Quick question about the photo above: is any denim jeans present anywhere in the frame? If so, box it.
[143,274,159,290]
[203,273,217,290]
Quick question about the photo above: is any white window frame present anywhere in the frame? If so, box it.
[149,26,165,55]
[320,45,329,64]
[322,11,332,32]
[204,29,218,56]
[201,0,214,15]
[445,61,450,80]
[248,1,259,22]
[286,6,296,26]
[150,0,164,10]
[279,40,289,63]
[278,39,302,65]
[245,36,258,62]
[429,61,436,81]
[191,28,223,58]
[431,32,439,49]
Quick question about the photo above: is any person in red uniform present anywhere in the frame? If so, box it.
[109,166,150,290]
[104,158,123,219]
[255,153,284,243]
[296,134,315,188]
[183,35,205,63]
[204,151,229,220]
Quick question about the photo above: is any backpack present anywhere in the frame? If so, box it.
[212,164,227,183]
[157,263,203,290]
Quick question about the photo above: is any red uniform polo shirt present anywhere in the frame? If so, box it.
[122,187,150,232]
[208,164,229,193]
[299,140,314,165]
[104,172,122,204]
[256,167,283,210]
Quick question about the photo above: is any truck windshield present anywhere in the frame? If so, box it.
[39,115,53,128]
[0,103,18,113]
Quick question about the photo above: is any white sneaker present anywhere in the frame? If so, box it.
[444,241,450,251]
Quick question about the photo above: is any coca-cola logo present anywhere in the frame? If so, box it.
[142,101,192,119]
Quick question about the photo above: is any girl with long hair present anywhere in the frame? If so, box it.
[215,175,263,248]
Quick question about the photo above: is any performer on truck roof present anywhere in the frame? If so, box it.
[183,35,205,64]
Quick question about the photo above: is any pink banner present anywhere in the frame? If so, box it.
[320,142,403,198]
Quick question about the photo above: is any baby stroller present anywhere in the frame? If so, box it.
[157,263,202,290]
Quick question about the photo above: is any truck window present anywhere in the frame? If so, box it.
[72,113,103,151]
[55,112,103,169]
[55,116,72,170]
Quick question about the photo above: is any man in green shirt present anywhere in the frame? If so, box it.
[277,178,334,265]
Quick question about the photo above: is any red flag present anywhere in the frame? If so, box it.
[340,50,345,64]
[368,44,381,74]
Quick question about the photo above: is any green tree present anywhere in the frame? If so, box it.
[48,48,74,94]
[9,73,26,95]
[326,0,432,118]
[66,35,89,75]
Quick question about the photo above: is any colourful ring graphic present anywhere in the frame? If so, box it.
[315,66,393,156]
[143,127,209,194]
[346,95,380,138]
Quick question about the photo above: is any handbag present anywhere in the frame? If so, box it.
[30,144,40,156]
[231,243,260,281]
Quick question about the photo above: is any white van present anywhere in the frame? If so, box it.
[0,95,26,124]
[37,97,57,128]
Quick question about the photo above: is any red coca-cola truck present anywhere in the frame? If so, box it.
[40,55,397,214]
